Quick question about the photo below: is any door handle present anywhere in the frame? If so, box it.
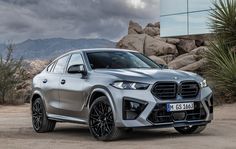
[43,79,47,83]
[61,79,66,85]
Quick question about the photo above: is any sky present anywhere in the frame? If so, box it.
[0,0,160,43]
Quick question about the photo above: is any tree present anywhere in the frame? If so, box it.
[0,44,26,104]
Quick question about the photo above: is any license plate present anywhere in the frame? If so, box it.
[167,102,194,112]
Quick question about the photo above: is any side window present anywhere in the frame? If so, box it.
[47,62,55,72]
[53,55,70,73]
[67,53,84,69]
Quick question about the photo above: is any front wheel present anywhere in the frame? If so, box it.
[89,96,124,141]
[174,125,206,134]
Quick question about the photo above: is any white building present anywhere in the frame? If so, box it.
[160,0,215,38]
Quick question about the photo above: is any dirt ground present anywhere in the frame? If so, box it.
[0,104,236,149]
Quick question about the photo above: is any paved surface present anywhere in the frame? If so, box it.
[0,104,236,149]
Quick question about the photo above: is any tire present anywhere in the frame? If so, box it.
[174,125,206,134]
[89,96,124,141]
[32,98,56,133]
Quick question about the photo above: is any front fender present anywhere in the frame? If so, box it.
[87,86,117,121]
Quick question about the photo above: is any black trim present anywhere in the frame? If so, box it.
[122,97,148,120]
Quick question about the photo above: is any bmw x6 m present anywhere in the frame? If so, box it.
[31,48,213,141]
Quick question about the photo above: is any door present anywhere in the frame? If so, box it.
[41,55,70,115]
[59,53,87,117]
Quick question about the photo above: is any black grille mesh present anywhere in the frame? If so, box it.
[151,82,177,100]
[152,81,199,100]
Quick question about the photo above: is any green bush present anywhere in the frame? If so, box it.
[209,0,236,46]
[206,38,236,96]
[206,0,236,103]
[0,44,27,104]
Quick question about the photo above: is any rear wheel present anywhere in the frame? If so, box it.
[32,98,56,133]
[174,125,206,134]
[89,96,124,141]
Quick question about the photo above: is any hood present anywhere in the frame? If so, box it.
[93,69,203,84]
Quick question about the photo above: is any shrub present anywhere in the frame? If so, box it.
[0,44,27,104]
[206,0,236,103]
[206,38,236,96]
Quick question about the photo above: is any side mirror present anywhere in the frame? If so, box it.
[68,64,87,75]
[159,64,168,69]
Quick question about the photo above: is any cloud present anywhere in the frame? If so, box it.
[0,0,160,43]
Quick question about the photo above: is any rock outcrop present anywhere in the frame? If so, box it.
[117,20,209,72]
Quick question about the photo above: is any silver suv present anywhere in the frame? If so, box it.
[31,48,213,141]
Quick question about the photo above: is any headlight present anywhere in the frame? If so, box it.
[200,79,208,88]
[111,81,149,90]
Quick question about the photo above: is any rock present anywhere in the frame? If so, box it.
[116,34,146,53]
[190,46,209,56]
[146,23,156,27]
[168,54,197,69]
[117,34,178,56]
[128,21,143,34]
[180,58,207,72]
[195,39,205,47]
[144,35,178,56]
[154,35,166,42]
[177,39,197,54]
[166,38,181,45]
[149,55,167,65]
[159,54,175,64]
[154,22,160,28]
[204,41,211,46]
[143,26,160,37]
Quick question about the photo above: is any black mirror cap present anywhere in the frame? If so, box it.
[68,64,87,75]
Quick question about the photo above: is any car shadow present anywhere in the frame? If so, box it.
[52,125,213,141]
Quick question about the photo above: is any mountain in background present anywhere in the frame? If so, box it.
[0,38,116,60]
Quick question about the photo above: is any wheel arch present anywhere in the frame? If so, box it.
[31,91,46,111]
[87,87,117,121]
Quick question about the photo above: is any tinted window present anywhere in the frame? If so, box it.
[67,53,84,69]
[53,55,70,73]
[87,51,159,69]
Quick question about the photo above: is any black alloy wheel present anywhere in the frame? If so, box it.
[32,99,44,131]
[32,98,56,133]
[89,96,124,141]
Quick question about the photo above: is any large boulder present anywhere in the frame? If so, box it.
[117,34,146,53]
[190,46,209,56]
[154,35,167,42]
[166,38,181,45]
[149,55,167,65]
[128,21,143,34]
[168,54,197,69]
[144,35,178,56]
[143,23,160,37]
[195,39,205,47]
[177,39,197,54]
[180,58,207,71]
[159,54,175,64]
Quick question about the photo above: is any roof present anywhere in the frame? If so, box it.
[53,48,138,62]
[69,48,137,53]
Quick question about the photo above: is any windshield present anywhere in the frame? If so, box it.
[86,51,160,69]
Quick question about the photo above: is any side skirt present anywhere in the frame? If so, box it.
[47,114,88,125]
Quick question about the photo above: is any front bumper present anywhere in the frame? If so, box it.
[109,85,213,128]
